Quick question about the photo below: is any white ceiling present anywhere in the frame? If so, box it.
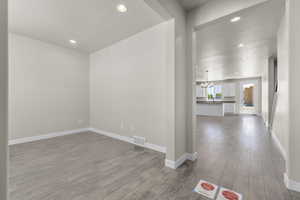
[178,0,210,10]
[195,0,284,81]
[9,0,164,53]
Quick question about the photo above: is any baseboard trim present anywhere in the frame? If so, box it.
[284,173,300,192]
[187,152,198,161]
[90,128,167,154]
[165,154,187,169]
[9,127,198,170]
[271,130,287,160]
[9,128,90,145]
[165,159,176,169]
[165,152,198,169]
[264,119,269,128]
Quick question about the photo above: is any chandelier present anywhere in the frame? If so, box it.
[200,70,213,88]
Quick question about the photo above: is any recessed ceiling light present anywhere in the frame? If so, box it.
[69,40,77,44]
[117,4,127,13]
[231,16,241,23]
[238,43,244,48]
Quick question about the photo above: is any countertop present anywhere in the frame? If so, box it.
[196,100,236,104]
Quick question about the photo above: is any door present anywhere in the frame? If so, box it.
[239,80,259,115]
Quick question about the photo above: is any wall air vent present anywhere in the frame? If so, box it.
[132,136,146,146]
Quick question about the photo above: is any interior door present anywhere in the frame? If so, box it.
[239,80,259,115]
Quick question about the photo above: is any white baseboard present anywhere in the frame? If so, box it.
[284,173,300,192]
[9,128,90,145]
[165,154,188,169]
[165,152,198,169]
[9,127,198,170]
[271,130,287,160]
[260,114,269,128]
[8,127,167,154]
[187,152,198,161]
[265,122,269,128]
[264,119,269,128]
[89,128,167,154]
[165,159,176,169]
[90,128,199,169]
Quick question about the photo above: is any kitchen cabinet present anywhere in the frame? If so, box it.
[223,103,236,114]
[196,86,206,97]
[196,102,224,116]
[223,83,236,97]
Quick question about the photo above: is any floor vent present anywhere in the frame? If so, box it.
[133,136,146,146]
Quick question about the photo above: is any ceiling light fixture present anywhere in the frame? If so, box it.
[117,4,127,13]
[238,43,244,48]
[69,40,77,45]
[231,16,241,23]
[200,70,213,88]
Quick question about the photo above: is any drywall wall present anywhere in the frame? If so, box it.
[8,33,89,140]
[272,9,289,160]
[273,0,300,187]
[268,57,275,123]
[261,59,269,125]
[0,0,8,198]
[164,19,176,161]
[133,0,188,162]
[90,22,171,149]
[157,0,187,161]
[288,0,300,183]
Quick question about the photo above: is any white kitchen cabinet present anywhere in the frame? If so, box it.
[223,83,236,97]
[196,103,224,116]
[196,86,206,97]
[223,103,236,114]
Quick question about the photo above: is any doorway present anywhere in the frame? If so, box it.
[239,80,259,115]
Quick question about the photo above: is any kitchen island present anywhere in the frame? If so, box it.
[196,100,236,116]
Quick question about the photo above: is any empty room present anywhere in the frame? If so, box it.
[1,0,300,200]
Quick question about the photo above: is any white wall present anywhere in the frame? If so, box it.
[288,0,300,183]
[273,8,289,159]
[164,19,176,160]
[261,59,269,125]
[157,0,187,160]
[8,33,90,140]
[272,0,300,187]
[268,57,276,122]
[133,0,189,162]
[90,22,171,148]
[0,0,8,198]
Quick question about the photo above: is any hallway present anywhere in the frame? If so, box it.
[194,115,298,199]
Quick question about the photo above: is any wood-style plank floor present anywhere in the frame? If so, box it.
[9,115,300,200]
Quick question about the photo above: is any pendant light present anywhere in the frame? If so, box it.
[200,70,211,88]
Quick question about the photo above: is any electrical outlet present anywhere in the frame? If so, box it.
[133,136,146,146]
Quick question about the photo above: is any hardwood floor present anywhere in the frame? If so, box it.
[195,115,299,200]
[9,115,300,200]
